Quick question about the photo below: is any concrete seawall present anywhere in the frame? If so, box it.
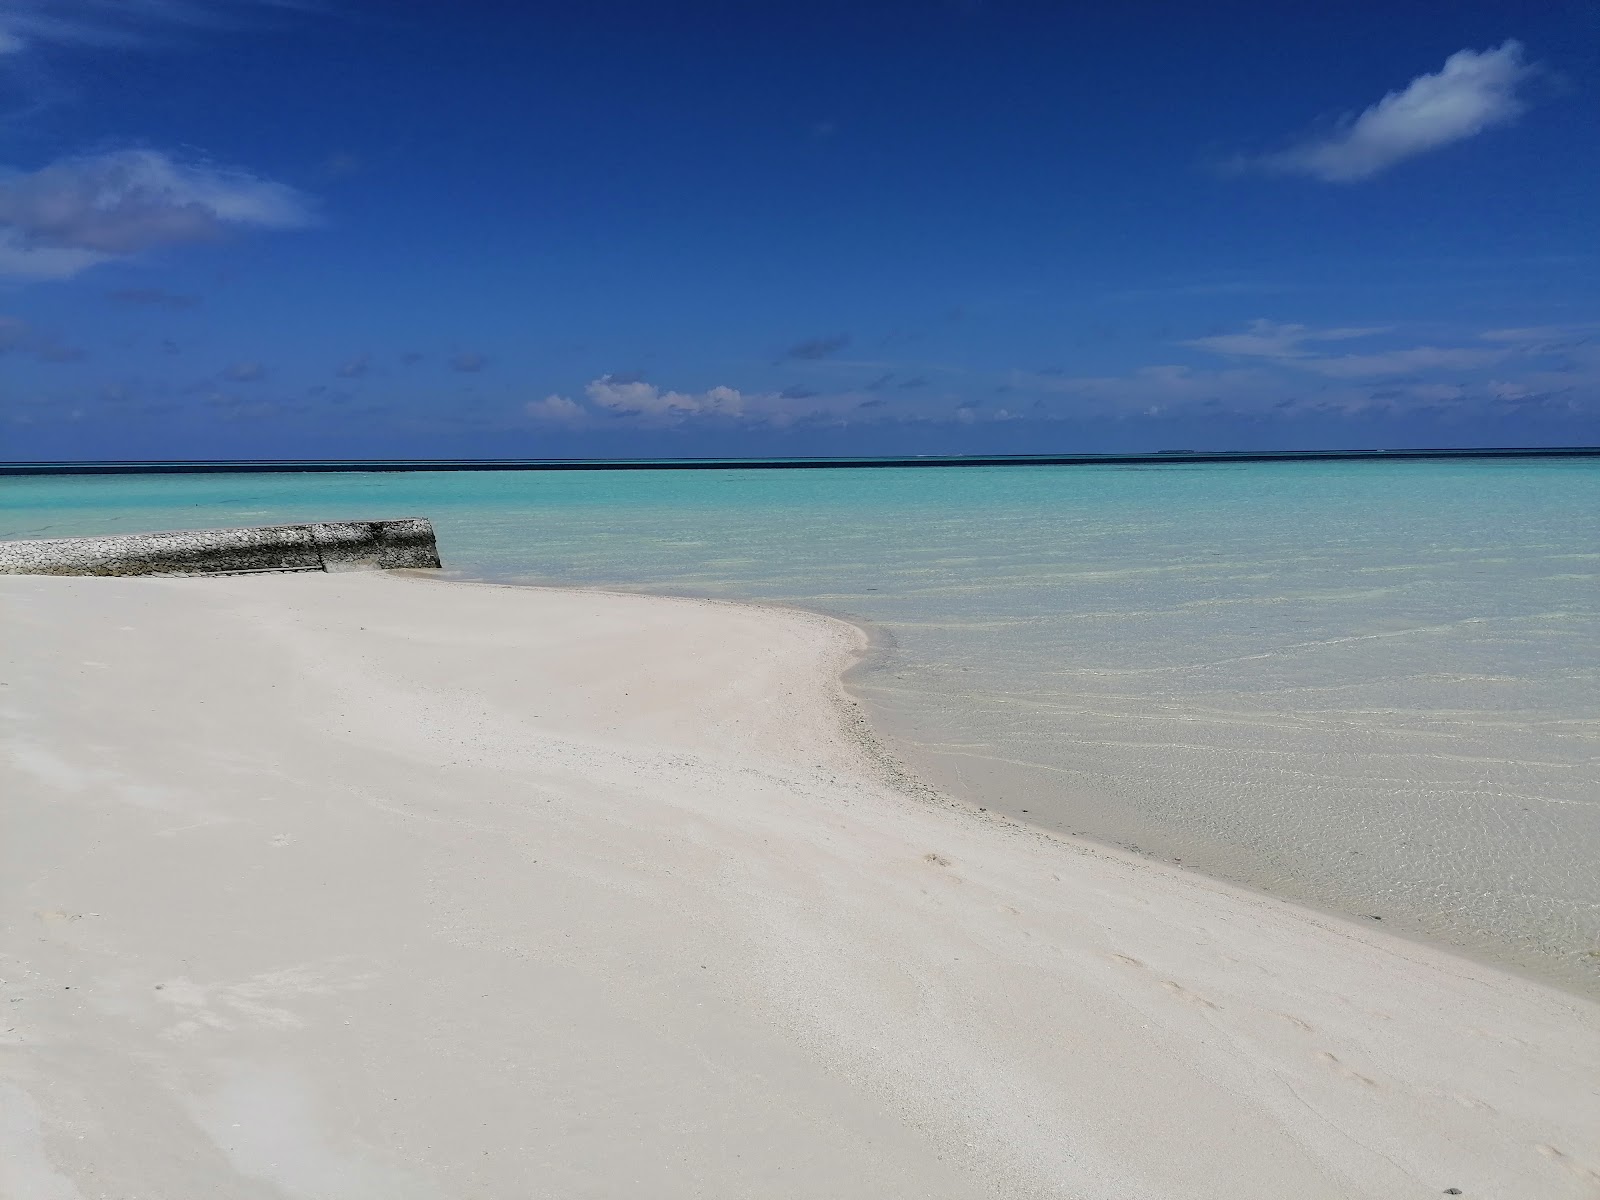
[0,518,442,577]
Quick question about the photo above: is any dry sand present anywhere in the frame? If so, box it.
[2,571,1598,1199]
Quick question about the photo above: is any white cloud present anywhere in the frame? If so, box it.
[1252,41,1533,182]
[533,374,1003,428]
[584,375,746,419]
[525,394,585,424]
[0,149,312,279]
[1182,320,1385,360]
[530,376,751,426]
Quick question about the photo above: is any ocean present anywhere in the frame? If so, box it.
[4,458,1597,993]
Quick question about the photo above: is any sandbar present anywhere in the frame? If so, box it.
[2,572,1597,1198]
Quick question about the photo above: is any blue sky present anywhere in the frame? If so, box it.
[1,0,1596,459]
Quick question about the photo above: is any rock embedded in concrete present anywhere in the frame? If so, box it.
[0,518,441,577]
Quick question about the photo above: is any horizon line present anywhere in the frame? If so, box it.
[3,446,1598,477]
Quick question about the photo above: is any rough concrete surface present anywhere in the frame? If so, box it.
[0,518,441,577]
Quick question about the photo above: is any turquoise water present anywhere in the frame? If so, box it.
[5,461,1598,992]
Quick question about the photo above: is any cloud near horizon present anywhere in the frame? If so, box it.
[526,316,1596,434]
[1185,320,1506,378]
[530,374,1015,428]
[0,149,313,279]
[1000,316,1596,420]
[1247,41,1534,182]
[1184,321,1387,360]
[586,376,744,418]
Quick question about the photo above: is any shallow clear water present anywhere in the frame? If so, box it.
[5,461,1598,992]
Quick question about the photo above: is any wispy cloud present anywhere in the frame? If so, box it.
[1015,363,1279,413]
[335,352,370,378]
[107,286,200,308]
[0,314,85,361]
[0,1,308,55]
[1245,41,1534,182]
[1185,319,1507,378]
[0,3,318,128]
[1183,320,1385,360]
[781,333,851,361]
[1012,313,1598,420]
[1299,345,1502,378]
[449,350,488,373]
[222,360,266,381]
[1477,322,1600,351]
[0,149,313,278]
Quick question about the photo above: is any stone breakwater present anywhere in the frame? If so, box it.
[0,518,441,576]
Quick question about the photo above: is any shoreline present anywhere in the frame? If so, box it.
[4,570,1598,1197]
[465,570,1599,1002]
[834,613,1600,1003]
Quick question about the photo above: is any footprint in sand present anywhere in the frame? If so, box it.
[1318,1051,1378,1088]
[1535,1143,1600,1184]
[1102,954,1218,1012]
[1160,980,1219,1009]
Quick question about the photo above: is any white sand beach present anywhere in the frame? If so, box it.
[3,571,1598,1199]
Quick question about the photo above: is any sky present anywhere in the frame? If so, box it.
[1,0,1597,460]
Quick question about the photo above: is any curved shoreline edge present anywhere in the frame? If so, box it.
[3,570,1598,1197]
[467,571,1598,1001]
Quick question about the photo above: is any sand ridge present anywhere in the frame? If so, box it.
[2,571,1597,1198]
